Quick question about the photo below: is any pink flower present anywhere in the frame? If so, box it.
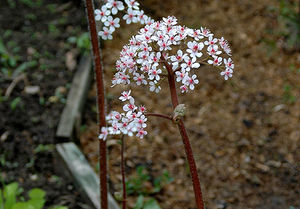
[104,16,120,31]
[123,8,138,24]
[125,0,140,9]
[98,127,108,140]
[186,41,204,58]
[183,74,199,90]
[119,90,133,101]
[220,68,233,80]
[181,56,200,71]
[98,27,114,40]
[95,5,111,22]
[106,0,124,15]
[224,58,234,69]
[208,55,222,66]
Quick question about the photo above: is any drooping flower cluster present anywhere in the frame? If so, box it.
[98,91,148,140]
[95,0,154,40]
[112,16,235,93]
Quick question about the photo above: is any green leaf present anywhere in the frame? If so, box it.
[12,61,37,78]
[27,199,45,209]
[133,195,144,209]
[0,189,3,207]
[28,188,45,200]
[10,97,21,111]
[143,198,161,209]
[52,206,68,209]
[27,188,45,209]
[4,182,19,209]
[12,202,35,209]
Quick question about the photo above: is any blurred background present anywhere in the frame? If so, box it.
[1,0,299,209]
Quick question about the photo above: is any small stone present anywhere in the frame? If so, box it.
[242,119,254,128]
[24,86,40,95]
[255,163,270,172]
[30,174,38,181]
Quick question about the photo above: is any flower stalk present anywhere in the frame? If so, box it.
[84,0,108,208]
[164,58,205,209]
[121,135,127,209]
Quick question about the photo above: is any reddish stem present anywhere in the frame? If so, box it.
[84,0,108,208]
[145,113,173,121]
[163,58,205,209]
[121,135,127,209]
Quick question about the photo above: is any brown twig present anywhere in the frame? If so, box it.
[84,0,108,208]
[121,135,127,209]
[5,74,27,97]
[163,56,205,209]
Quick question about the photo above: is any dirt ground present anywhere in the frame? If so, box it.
[0,1,92,208]
[80,0,300,209]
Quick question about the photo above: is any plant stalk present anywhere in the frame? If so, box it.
[84,0,108,208]
[121,135,127,209]
[145,113,173,121]
[164,59,205,209]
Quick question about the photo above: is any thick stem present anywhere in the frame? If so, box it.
[84,0,108,208]
[164,59,205,209]
[121,135,127,209]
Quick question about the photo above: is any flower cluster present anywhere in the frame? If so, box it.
[98,91,148,140]
[112,16,235,93]
[95,0,154,40]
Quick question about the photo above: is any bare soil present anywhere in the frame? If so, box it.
[80,0,300,209]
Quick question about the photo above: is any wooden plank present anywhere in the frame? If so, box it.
[56,142,120,209]
[56,55,92,138]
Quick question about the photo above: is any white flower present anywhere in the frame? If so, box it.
[123,8,138,24]
[183,74,199,90]
[112,16,235,95]
[106,93,148,139]
[95,5,111,22]
[136,10,147,24]
[219,37,232,56]
[180,85,189,93]
[125,0,140,9]
[220,68,233,80]
[186,41,204,58]
[134,115,147,128]
[175,68,188,82]
[119,90,132,101]
[224,58,234,69]
[123,99,137,112]
[106,0,124,15]
[133,73,147,85]
[136,128,147,139]
[98,127,108,140]
[181,56,200,71]
[204,35,218,46]
[208,55,222,66]
[104,16,120,32]
[98,27,114,40]
[149,80,161,93]
[170,50,187,67]
[207,44,222,56]
[148,65,162,81]
[200,27,212,37]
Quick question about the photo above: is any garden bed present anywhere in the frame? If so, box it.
[0,1,93,208]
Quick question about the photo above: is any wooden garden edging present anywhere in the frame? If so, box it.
[56,55,92,139]
[56,142,120,209]
[55,54,120,209]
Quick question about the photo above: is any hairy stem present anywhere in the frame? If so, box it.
[145,113,173,121]
[121,135,127,209]
[84,0,108,208]
[163,58,205,209]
